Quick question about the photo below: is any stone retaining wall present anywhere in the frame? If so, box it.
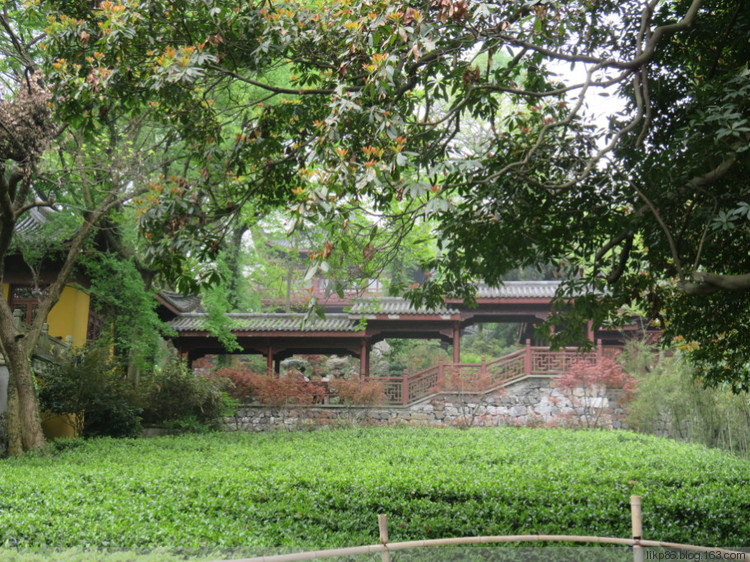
[223,375,629,432]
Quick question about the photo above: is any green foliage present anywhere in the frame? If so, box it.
[199,282,241,353]
[0,546,247,562]
[460,324,520,363]
[10,209,81,280]
[81,252,168,371]
[138,358,236,429]
[1,429,750,551]
[36,344,142,439]
[387,339,450,375]
[31,0,750,389]
[626,343,750,457]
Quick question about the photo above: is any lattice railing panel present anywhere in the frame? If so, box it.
[407,367,440,402]
[487,352,526,384]
[441,364,483,392]
[381,378,403,405]
[531,350,596,374]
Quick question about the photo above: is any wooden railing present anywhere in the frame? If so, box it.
[10,309,72,367]
[378,340,613,406]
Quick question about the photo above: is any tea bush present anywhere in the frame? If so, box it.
[1,428,749,553]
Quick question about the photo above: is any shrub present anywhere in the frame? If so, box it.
[329,376,384,406]
[210,366,262,402]
[139,358,235,429]
[626,345,750,456]
[553,356,638,428]
[211,367,326,406]
[251,374,325,407]
[36,344,142,438]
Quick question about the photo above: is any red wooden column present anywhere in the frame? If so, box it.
[587,320,595,342]
[452,322,460,364]
[266,346,274,377]
[359,339,370,379]
[524,339,532,375]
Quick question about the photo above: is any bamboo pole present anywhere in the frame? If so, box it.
[221,535,747,562]
[378,514,390,562]
[631,495,643,562]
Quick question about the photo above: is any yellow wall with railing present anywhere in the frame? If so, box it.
[1,283,89,347]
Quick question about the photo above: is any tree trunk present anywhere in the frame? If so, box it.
[6,377,22,457]
[0,312,45,454]
[6,345,45,452]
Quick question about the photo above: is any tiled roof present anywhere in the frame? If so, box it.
[475,281,563,299]
[169,313,358,333]
[169,282,571,334]
[348,297,459,316]
[15,206,56,235]
[157,290,204,314]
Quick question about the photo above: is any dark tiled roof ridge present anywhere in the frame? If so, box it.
[169,312,358,333]
[475,280,563,299]
[348,296,459,316]
[157,290,204,314]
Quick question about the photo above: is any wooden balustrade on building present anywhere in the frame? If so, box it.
[377,340,610,407]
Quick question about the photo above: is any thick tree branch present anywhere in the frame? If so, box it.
[679,272,750,296]
[691,272,750,291]
[684,153,738,192]
[595,229,633,263]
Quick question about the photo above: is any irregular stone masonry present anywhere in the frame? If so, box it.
[223,376,629,432]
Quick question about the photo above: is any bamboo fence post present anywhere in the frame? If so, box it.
[631,495,644,562]
[378,514,391,562]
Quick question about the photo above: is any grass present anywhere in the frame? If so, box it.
[1,427,749,559]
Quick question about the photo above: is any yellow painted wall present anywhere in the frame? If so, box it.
[41,413,78,439]
[46,286,90,348]
[1,283,89,347]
